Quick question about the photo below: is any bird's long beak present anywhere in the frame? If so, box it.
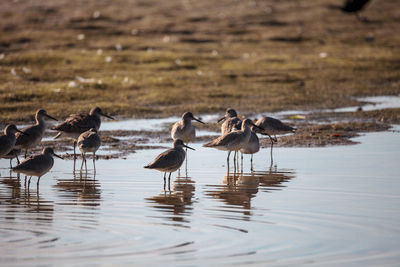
[194,117,205,124]
[16,129,29,136]
[100,112,115,120]
[54,153,64,160]
[217,117,226,123]
[45,113,58,121]
[183,144,195,151]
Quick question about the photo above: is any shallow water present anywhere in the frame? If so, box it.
[268,95,400,117]
[1,125,400,266]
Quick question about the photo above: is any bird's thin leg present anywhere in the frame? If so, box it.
[251,154,253,172]
[168,172,172,191]
[233,151,237,173]
[93,152,96,173]
[28,176,32,189]
[73,140,77,161]
[36,176,41,193]
[9,158,12,169]
[270,141,274,160]
[241,152,243,172]
[84,154,88,172]
[80,153,85,171]
[24,176,27,187]
[14,150,20,164]
[236,151,239,171]
[163,172,166,190]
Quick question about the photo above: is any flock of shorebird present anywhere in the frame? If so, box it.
[0,107,295,190]
[143,108,295,185]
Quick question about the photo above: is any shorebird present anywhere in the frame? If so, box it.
[218,108,242,168]
[12,147,63,190]
[254,116,295,142]
[171,112,204,145]
[77,128,101,172]
[0,125,25,167]
[203,119,263,171]
[253,116,295,162]
[15,109,58,158]
[52,107,114,160]
[218,108,242,135]
[240,127,260,171]
[144,139,194,189]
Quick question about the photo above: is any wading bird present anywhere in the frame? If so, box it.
[203,119,263,172]
[52,107,114,161]
[218,108,242,135]
[145,139,194,190]
[77,128,101,172]
[12,147,63,191]
[240,127,260,172]
[15,109,58,158]
[0,125,26,167]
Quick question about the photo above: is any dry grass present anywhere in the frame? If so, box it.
[0,0,399,122]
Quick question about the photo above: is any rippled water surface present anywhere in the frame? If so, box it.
[1,126,400,266]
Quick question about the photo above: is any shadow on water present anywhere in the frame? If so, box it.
[54,170,101,207]
[146,176,196,226]
[205,164,295,218]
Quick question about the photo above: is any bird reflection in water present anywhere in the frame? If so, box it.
[0,173,54,222]
[146,176,195,225]
[205,166,295,217]
[54,171,101,207]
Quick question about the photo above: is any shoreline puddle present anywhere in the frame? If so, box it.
[0,124,400,265]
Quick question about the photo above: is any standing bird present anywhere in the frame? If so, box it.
[171,112,204,145]
[254,116,295,141]
[218,108,242,135]
[52,107,114,160]
[0,125,26,167]
[15,109,58,158]
[203,119,263,172]
[171,112,204,174]
[341,0,370,21]
[77,128,101,172]
[145,139,194,190]
[240,127,260,172]
[218,108,242,167]
[12,147,63,190]
[254,116,295,162]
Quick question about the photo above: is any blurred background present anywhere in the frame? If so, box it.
[0,0,399,121]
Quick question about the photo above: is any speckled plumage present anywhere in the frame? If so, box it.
[52,107,113,139]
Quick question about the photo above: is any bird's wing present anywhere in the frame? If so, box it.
[146,149,181,169]
[52,113,94,133]
[15,126,41,147]
[78,132,100,148]
[13,155,46,172]
[205,132,242,147]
